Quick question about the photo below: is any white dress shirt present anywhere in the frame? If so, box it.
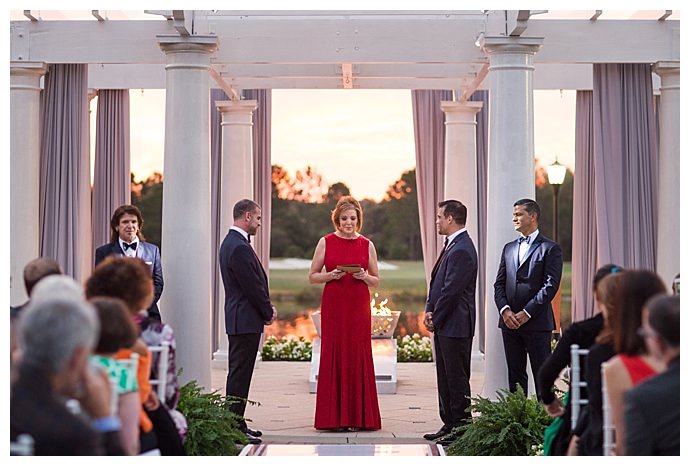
[119,237,139,258]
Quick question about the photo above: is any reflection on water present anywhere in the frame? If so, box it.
[265,308,429,341]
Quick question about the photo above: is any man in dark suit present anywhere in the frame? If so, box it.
[494,198,562,395]
[95,204,164,321]
[11,296,124,455]
[624,294,679,456]
[422,200,478,446]
[219,199,277,445]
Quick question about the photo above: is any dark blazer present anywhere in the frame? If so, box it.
[425,230,478,338]
[95,240,164,319]
[624,357,680,456]
[219,229,273,335]
[493,232,562,332]
[11,363,123,455]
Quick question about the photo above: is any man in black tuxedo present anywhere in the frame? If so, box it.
[624,294,679,455]
[219,199,276,445]
[95,205,164,321]
[494,198,562,394]
[422,200,478,446]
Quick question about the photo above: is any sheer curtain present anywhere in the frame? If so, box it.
[571,65,659,322]
[92,89,131,250]
[592,64,658,270]
[39,64,91,283]
[244,89,272,272]
[470,90,489,352]
[411,90,452,283]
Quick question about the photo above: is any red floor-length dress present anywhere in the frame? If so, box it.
[314,233,381,430]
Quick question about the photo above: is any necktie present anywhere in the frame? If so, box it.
[431,238,449,280]
[123,242,137,251]
[247,235,251,245]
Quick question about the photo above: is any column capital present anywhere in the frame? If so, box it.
[10,61,47,75]
[653,61,680,77]
[157,34,219,55]
[10,62,47,92]
[440,100,483,114]
[480,36,543,55]
[216,100,258,114]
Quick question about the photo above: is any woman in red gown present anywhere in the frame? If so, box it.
[309,196,382,431]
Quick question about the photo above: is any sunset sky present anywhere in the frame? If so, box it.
[102,88,576,201]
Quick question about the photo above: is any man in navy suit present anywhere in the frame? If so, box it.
[94,205,164,321]
[219,199,276,445]
[422,200,478,446]
[494,198,562,395]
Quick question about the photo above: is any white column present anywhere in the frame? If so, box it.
[157,35,218,390]
[652,62,680,287]
[212,100,258,369]
[10,62,47,306]
[441,100,483,355]
[481,37,543,399]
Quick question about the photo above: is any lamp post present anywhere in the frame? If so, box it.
[546,159,567,243]
[546,158,566,340]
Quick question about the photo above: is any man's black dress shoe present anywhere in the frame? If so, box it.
[423,428,450,441]
[242,427,263,437]
[244,433,262,445]
[436,435,458,447]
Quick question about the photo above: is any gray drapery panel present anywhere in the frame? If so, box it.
[39,64,91,283]
[411,90,453,284]
[470,90,489,352]
[210,88,228,352]
[571,91,598,322]
[243,89,272,273]
[592,64,658,271]
[92,89,131,250]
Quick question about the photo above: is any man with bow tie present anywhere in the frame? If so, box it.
[219,199,277,445]
[493,199,562,395]
[422,200,478,446]
[94,205,164,321]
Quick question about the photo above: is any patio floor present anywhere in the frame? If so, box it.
[210,353,486,445]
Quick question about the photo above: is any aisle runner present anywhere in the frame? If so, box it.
[240,444,444,456]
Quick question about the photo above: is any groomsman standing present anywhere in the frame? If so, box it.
[95,204,164,321]
[494,199,562,394]
[423,200,478,446]
[219,199,277,445]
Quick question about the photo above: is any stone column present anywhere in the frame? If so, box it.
[212,100,258,369]
[441,100,483,354]
[480,36,543,399]
[157,35,218,390]
[10,62,47,306]
[652,62,680,287]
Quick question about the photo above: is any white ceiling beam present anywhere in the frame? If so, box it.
[10,16,679,65]
[459,63,489,102]
[172,10,193,36]
[208,66,240,100]
[23,10,38,21]
[590,10,603,21]
[658,10,672,21]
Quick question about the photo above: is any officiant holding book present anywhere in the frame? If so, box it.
[309,196,382,431]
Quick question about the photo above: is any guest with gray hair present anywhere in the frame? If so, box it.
[10,297,124,455]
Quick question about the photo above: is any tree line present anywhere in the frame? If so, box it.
[131,164,573,261]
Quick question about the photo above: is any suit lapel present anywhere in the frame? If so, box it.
[430,232,463,283]
[518,234,542,269]
[230,229,268,284]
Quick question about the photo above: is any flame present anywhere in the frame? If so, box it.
[370,293,393,316]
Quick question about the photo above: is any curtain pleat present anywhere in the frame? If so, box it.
[411,90,452,284]
[39,64,91,283]
[470,90,489,352]
[93,89,131,250]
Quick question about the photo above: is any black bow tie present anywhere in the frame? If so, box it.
[518,236,530,245]
[123,242,138,251]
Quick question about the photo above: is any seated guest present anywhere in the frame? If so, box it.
[10,257,63,317]
[602,270,666,455]
[85,256,185,455]
[537,264,623,455]
[571,272,623,455]
[91,296,142,455]
[624,295,679,455]
[10,296,124,455]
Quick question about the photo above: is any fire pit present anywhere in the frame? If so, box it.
[310,295,400,339]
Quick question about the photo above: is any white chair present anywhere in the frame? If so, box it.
[570,344,590,431]
[10,434,34,456]
[601,361,616,455]
[148,341,170,402]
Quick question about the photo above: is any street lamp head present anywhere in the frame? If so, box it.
[547,160,567,186]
